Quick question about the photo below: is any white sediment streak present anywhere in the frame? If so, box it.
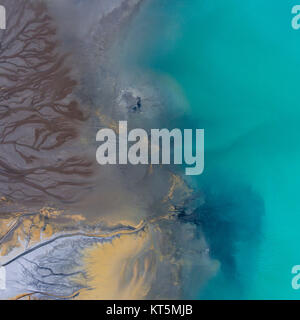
[0,266,6,290]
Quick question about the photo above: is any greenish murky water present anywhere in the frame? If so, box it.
[124,0,300,299]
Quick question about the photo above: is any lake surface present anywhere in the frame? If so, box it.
[124,0,300,299]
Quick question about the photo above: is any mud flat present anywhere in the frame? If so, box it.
[0,0,218,300]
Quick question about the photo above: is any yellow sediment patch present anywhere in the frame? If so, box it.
[0,206,87,256]
[77,229,156,300]
[163,173,192,203]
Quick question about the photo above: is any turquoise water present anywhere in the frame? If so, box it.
[125,0,300,299]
